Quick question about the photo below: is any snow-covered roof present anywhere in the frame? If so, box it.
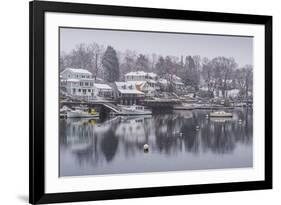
[119,90,144,94]
[130,81,147,89]
[125,71,158,78]
[172,74,182,82]
[115,82,144,95]
[81,78,95,82]
[61,78,80,82]
[93,83,112,90]
[158,78,168,84]
[125,80,146,85]
[125,71,147,76]
[147,72,157,78]
[61,78,95,82]
[61,68,92,75]
[120,80,155,90]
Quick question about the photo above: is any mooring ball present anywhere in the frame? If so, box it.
[143,144,149,152]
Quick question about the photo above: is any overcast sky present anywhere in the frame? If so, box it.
[60,27,253,68]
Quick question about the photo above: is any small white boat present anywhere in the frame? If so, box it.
[67,109,99,118]
[118,105,152,115]
[60,105,71,112]
[209,111,233,117]
[60,106,71,118]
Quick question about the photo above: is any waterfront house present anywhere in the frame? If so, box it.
[124,71,160,96]
[125,71,147,81]
[60,68,96,100]
[134,81,157,97]
[93,83,113,99]
[172,81,185,91]
[169,74,185,92]
[158,74,185,93]
[158,78,169,90]
[114,82,145,105]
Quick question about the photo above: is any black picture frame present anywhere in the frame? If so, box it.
[29,1,272,204]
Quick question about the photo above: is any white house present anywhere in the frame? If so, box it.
[169,74,185,91]
[114,82,145,105]
[61,68,93,79]
[134,81,158,97]
[158,74,185,92]
[125,71,158,81]
[125,71,147,81]
[124,71,159,96]
[93,83,113,99]
[172,81,185,91]
[60,68,96,99]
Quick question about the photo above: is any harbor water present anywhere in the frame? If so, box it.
[59,108,253,177]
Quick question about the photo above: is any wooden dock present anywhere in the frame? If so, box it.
[173,106,235,110]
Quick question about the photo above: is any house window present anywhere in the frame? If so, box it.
[78,89,81,92]
[82,75,85,78]
[83,89,86,94]
[88,89,91,92]
[80,82,83,86]
[85,82,89,86]
[73,88,76,93]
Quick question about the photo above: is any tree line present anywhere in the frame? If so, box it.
[60,42,253,100]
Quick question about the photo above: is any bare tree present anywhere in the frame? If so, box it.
[59,42,105,78]
[122,50,137,72]
[135,54,149,71]
[88,43,105,80]
[150,53,158,72]
[211,57,237,98]
[235,65,253,101]
[193,55,201,71]
[202,57,216,92]
[181,56,200,90]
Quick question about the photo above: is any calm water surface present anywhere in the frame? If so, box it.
[59,108,253,176]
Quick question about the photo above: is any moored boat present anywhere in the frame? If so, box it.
[60,105,71,118]
[118,105,152,115]
[66,108,99,118]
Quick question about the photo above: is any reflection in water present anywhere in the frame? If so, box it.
[60,108,253,176]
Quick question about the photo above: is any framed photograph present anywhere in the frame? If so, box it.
[29,1,272,204]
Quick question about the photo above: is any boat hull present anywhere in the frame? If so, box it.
[67,111,99,118]
[117,105,152,116]
[118,111,152,116]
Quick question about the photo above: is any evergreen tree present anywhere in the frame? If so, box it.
[155,56,165,77]
[102,46,120,82]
